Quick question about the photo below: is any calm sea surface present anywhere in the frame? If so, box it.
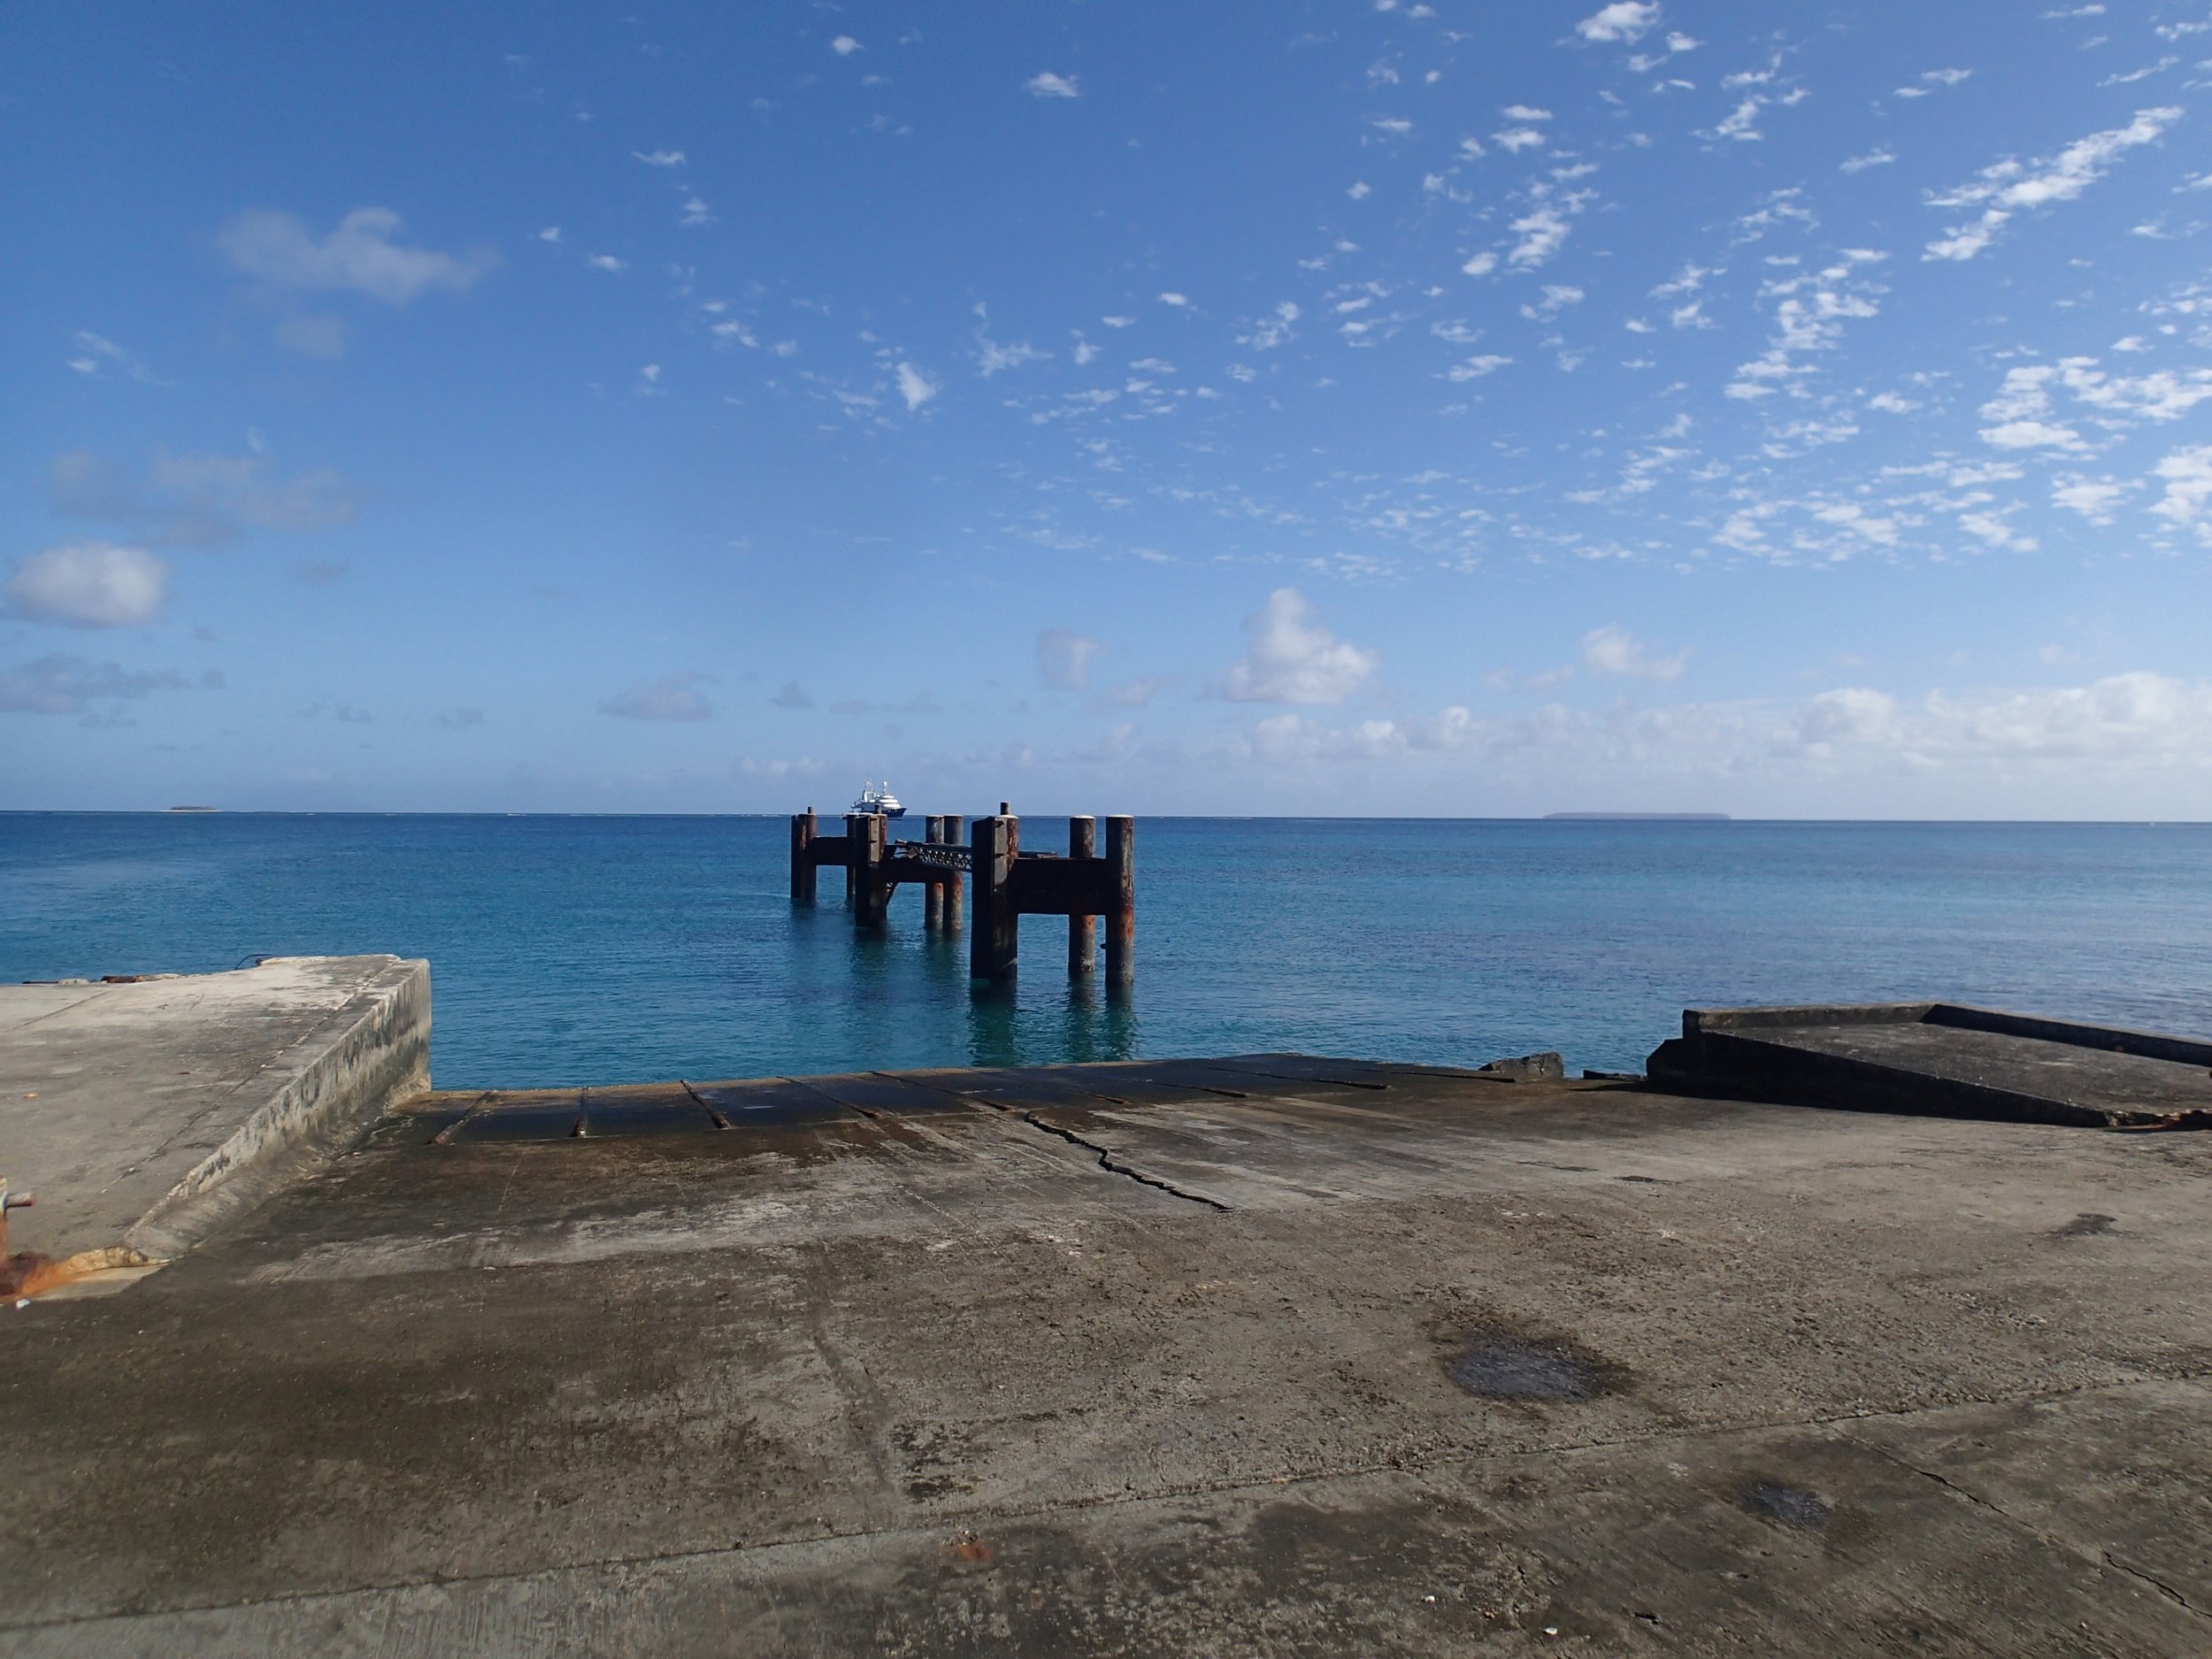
[4,813,2208,1089]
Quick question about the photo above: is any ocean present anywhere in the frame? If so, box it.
[4,813,2208,1089]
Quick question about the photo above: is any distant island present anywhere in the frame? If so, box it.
[1544,812,1731,822]
[166,806,220,813]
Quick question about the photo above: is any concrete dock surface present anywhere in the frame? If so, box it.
[0,956,428,1269]
[4,1049,2211,1655]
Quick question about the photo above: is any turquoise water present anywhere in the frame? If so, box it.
[4,813,2208,1088]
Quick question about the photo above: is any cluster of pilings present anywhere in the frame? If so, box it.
[790,807,1133,984]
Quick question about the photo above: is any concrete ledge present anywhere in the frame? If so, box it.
[1649,1001,2212,1129]
[2,956,430,1267]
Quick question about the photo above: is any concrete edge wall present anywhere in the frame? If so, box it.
[1647,1027,2116,1130]
[127,958,432,1259]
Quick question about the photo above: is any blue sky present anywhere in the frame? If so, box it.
[6,1,2212,817]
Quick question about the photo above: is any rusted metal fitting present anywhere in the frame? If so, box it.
[0,1180,31,1254]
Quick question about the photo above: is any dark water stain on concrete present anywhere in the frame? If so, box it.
[2055,1212,2117,1237]
[1443,1323,1617,1402]
[1744,1480,1832,1532]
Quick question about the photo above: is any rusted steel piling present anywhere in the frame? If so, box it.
[1105,813,1135,986]
[790,804,1131,982]
[1068,817,1096,976]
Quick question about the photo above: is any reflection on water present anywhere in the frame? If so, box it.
[964,973,1137,1071]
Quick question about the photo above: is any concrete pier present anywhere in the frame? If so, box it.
[4,1008,2212,1652]
[7,969,2212,1653]
[0,956,428,1279]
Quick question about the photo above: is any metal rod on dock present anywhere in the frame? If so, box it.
[1068,817,1096,976]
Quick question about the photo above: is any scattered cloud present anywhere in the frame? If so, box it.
[600,672,713,721]
[1036,627,1106,691]
[633,149,687,167]
[2150,444,2212,540]
[1219,588,1379,705]
[770,679,814,710]
[1575,2,1660,44]
[5,542,168,629]
[218,208,494,303]
[48,449,358,548]
[976,332,1049,376]
[1094,674,1178,710]
[1025,72,1081,98]
[1925,106,2183,260]
[831,35,861,56]
[0,654,193,716]
[66,332,160,382]
[896,361,940,411]
[1582,624,1689,680]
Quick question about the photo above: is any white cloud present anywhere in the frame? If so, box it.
[1447,354,1511,380]
[1981,419,2084,450]
[1219,588,1379,705]
[2052,476,2130,522]
[1462,251,1499,277]
[1158,291,1190,307]
[1502,104,1553,120]
[1521,283,1584,320]
[1841,148,1895,173]
[4,542,168,628]
[1576,2,1660,43]
[976,333,1048,376]
[633,149,687,167]
[66,332,159,382]
[588,254,626,273]
[1035,627,1106,691]
[1025,72,1081,98]
[2150,444,2212,538]
[1507,205,1571,267]
[895,361,939,411]
[599,672,712,721]
[1582,624,1688,680]
[1493,127,1546,153]
[831,35,861,55]
[538,227,561,242]
[218,208,494,303]
[1924,106,2182,261]
[1240,302,1300,350]
[1713,96,1765,142]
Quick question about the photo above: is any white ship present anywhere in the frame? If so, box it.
[850,780,907,819]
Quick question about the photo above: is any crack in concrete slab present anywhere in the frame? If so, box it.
[1018,1113,1232,1211]
[2104,1552,2195,1612]
[1843,1429,2208,1624]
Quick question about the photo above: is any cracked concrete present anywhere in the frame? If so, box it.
[4,1056,2211,1655]
[1016,1110,1235,1211]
